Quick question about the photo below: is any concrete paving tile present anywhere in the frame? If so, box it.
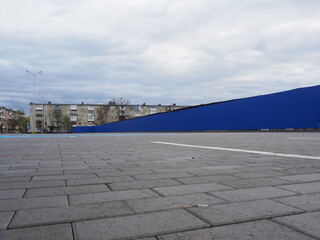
[277,181,320,194]
[31,173,97,181]
[210,186,297,202]
[275,193,320,211]
[158,220,315,240]
[274,211,320,239]
[69,189,159,205]
[0,196,68,211]
[0,189,25,200]
[126,193,225,213]
[176,175,240,184]
[0,212,14,230]
[0,176,31,183]
[0,179,65,190]
[63,168,120,175]
[276,173,320,183]
[73,209,209,240]
[10,201,132,228]
[153,183,233,196]
[231,171,287,179]
[96,170,156,177]
[189,199,302,226]
[0,223,73,240]
[109,179,181,191]
[66,176,135,186]
[25,184,109,198]
[222,177,290,189]
[188,168,243,176]
[202,165,245,170]
[132,172,194,181]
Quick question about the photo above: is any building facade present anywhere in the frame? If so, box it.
[0,106,25,133]
[30,102,186,133]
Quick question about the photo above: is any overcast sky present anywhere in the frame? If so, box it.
[1,0,320,115]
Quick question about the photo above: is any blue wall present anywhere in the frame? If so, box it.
[73,85,320,133]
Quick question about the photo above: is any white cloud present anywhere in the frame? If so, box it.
[1,0,320,114]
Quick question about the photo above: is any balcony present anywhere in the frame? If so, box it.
[70,116,77,121]
[88,106,94,110]
[70,105,77,110]
[88,115,94,121]
[35,105,43,110]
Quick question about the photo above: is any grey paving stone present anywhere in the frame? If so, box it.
[0,196,68,211]
[126,193,225,213]
[277,181,320,194]
[274,211,320,239]
[69,189,159,205]
[231,171,286,179]
[202,165,245,170]
[0,212,14,230]
[277,173,320,183]
[31,173,97,181]
[275,193,320,211]
[0,176,31,183]
[176,175,240,184]
[210,186,297,202]
[10,201,132,228]
[109,179,181,191]
[158,220,315,240]
[25,184,109,198]
[97,170,156,177]
[66,175,135,186]
[0,223,73,240]
[153,183,233,196]
[0,189,25,200]
[189,168,243,176]
[222,177,290,189]
[0,179,65,190]
[132,172,193,181]
[73,209,209,240]
[189,199,301,226]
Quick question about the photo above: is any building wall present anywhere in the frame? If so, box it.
[73,85,320,133]
[30,103,186,132]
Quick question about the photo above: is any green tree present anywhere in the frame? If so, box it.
[61,115,71,133]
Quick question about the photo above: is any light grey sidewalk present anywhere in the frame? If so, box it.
[0,132,320,240]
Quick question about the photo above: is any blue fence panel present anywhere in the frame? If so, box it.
[73,85,320,133]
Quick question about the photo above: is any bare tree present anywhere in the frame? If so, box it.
[111,97,130,121]
[95,106,104,125]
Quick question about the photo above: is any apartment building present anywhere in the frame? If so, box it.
[0,106,25,133]
[30,102,186,133]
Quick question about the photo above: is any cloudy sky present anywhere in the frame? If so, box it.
[1,0,320,115]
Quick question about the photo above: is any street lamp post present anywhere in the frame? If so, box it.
[26,70,42,133]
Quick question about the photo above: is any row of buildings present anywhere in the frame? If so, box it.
[30,102,186,133]
[0,106,26,133]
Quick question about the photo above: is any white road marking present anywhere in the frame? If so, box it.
[152,141,320,160]
[288,137,320,140]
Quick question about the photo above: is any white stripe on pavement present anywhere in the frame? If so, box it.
[152,141,320,160]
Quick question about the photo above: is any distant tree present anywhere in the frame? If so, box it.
[111,97,130,121]
[95,106,104,125]
[54,109,62,131]
[61,115,72,133]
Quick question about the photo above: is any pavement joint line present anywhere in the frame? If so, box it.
[152,141,320,160]
[271,218,320,240]
[288,137,320,140]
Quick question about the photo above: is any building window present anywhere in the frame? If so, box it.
[55,105,61,110]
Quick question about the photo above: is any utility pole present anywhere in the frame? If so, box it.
[26,70,42,133]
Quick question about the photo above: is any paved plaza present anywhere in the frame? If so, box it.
[0,132,320,239]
